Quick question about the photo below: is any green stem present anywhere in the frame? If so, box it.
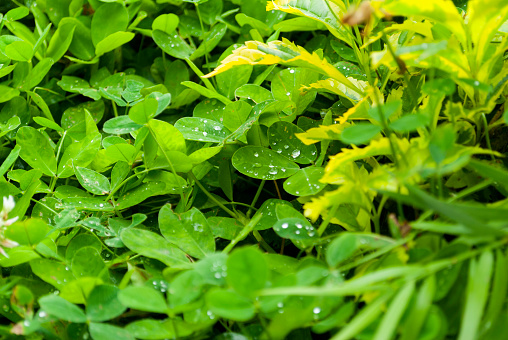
[317,203,339,237]
[481,113,495,160]
[147,126,185,203]
[223,212,263,253]
[189,172,237,219]
[253,230,276,254]
[112,101,119,118]
[185,57,216,92]
[416,179,494,223]
[247,180,265,218]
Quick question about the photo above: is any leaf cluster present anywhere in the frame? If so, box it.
[0,0,507,339]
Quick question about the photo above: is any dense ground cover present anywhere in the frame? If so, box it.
[0,0,507,339]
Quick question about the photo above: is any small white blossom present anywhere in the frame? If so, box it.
[2,196,15,214]
[0,196,19,257]
[3,216,18,226]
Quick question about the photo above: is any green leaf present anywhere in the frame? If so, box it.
[129,97,158,124]
[190,23,227,60]
[272,217,317,241]
[458,251,494,340]
[115,182,166,210]
[33,117,63,132]
[86,285,127,322]
[169,270,204,308]
[271,67,319,116]
[235,84,273,103]
[232,146,299,180]
[4,40,33,61]
[95,31,135,57]
[283,167,325,196]
[0,247,39,267]
[159,205,215,259]
[125,319,178,339]
[5,7,30,21]
[0,145,21,177]
[74,166,110,195]
[389,113,429,132]
[253,199,295,231]
[227,247,268,297]
[206,289,255,321]
[71,246,108,280]
[468,160,508,192]
[429,124,456,164]
[46,0,70,26]
[20,58,54,91]
[91,3,129,46]
[58,133,102,178]
[221,101,252,139]
[340,124,382,145]
[333,291,393,340]
[120,228,190,268]
[267,0,351,44]
[38,295,87,323]
[103,116,143,134]
[0,85,20,103]
[104,144,137,164]
[16,126,57,177]
[4,218,50,246]
[373,282,415,340]
[46,22,76,61]
[61,17,95,60]
[181,81,232,105]
[152,13,179,34]
[148,119,187,153]
[175,117,230,143]
[152,30,195,59]
[208,217,243,240]
[89,323,134,340]
[268,121,317,164]
[118,286,168,314]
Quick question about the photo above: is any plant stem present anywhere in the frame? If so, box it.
[185,57,216,92]
[147,126,185,202]
[247,180,265,218]
[188,172,237,219]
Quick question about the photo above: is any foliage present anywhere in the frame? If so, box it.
[0,0,507,339]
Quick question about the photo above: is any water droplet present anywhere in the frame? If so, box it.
[289,69,295,74]
[286,92,291,96]
[203,132,208,137]
[213,126,221,131]
[291,150,300,158]
[254,152,259,157]
[281,223,289,229]
[313,307,321,314]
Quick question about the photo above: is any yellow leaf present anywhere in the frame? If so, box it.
[203,39,363,95]
[467,0,508,67]
[321,138,401,184]
[267,0,351,44]
[377,0,467,48]
[295,123,349,145]
[301,77,368,102]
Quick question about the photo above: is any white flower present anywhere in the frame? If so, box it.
[3,216,18,226]
[2,196,15,214]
